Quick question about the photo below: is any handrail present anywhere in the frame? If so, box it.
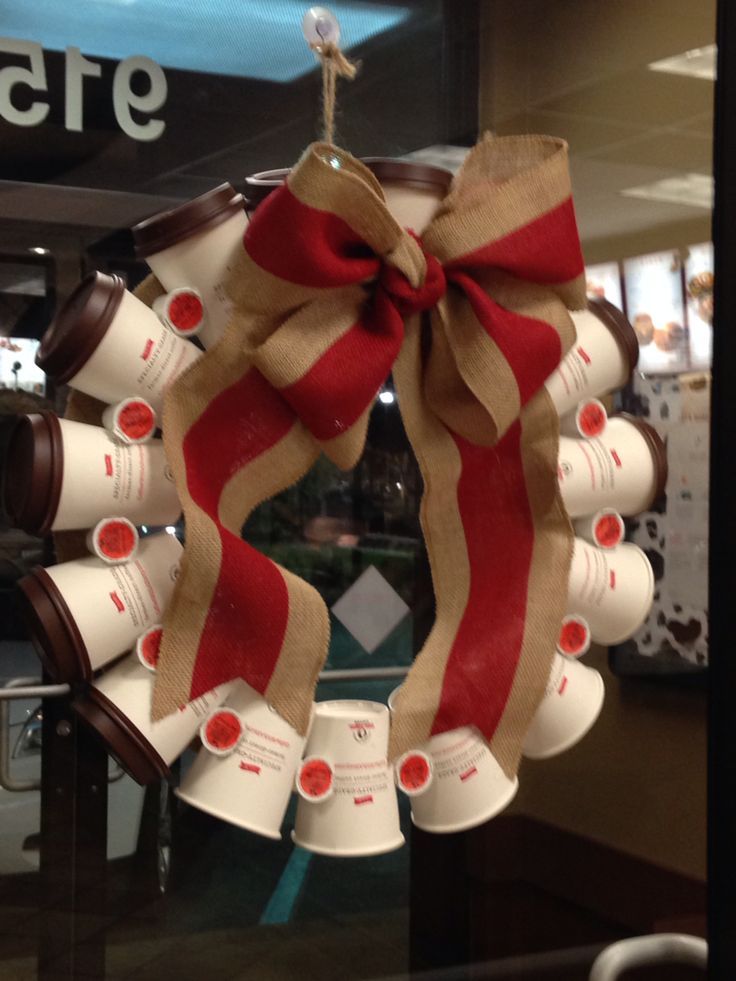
[589,934,707,980]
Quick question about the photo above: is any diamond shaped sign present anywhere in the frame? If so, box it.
[331,565,410,654]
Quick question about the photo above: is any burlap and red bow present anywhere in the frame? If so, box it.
[152,134,586,773]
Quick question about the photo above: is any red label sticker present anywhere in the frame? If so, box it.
[595,513,623,548]
[118,401,155,441]
[104,454,113,476]
[611,449,622,468]
[559,618,589,656]
[204,711,242,752]
[349,721,375,730]
[399,754,431,792]
[609,570,617,590]
[578,401,606,437]
[141,339,154,360]
[109,591,125,613]
[577,346,592,365]
[97,520,136,560]
[140,628,162,669]
[557,675,569,695]
[239,761,261,775]
[299,759,332,799]
[168,292,203,333]
[460,767,478,782]
[354,795,374,806]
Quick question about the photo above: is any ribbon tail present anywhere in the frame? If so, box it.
[390,321,573,777]
[152,311,328,737]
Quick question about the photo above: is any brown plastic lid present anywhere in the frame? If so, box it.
[36,272,125,384]
[3,411,63,535]
[133,183,245,257]
[587,297,639,375]
[16,566,91,682]
[72,687,170,786]
[361,158,453,192]
[614,412,669,505]
[242,168,290,211]
[242,158,453,212]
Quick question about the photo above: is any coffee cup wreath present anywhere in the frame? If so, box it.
[8,134,666,852]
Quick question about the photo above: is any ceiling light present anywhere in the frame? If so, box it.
[29,247,49,255]
[620,173,713,210]
[648,44,716,81]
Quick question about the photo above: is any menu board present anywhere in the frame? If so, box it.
[0,338,44,394]
[623,250,688,375]
[685,242,714,370]
[585,261,623,310]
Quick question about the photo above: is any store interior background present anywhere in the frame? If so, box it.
[0,1,711,978]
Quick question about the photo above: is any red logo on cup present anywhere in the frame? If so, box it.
[203,710,242,754]
[578,401,606,437]
[558,616,590,657]
[399,754,431,792]
[109,591,125,612]
[169,292,203,333]
[97,520,136,560]
[118,401,155,441]
[299,758,333,799]
[239,762,261,774]
[104,454,113,476]
[354,795,374,806]
[610,449,622,468]
[595,513,623,548]
[139,627,162,669]
[141,339,154,360]
[577,346,592,365]
[609,570,617,590]
[460,767,478,782]
[557,675,569,695]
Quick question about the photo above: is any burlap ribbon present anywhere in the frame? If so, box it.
[152,134,586,773]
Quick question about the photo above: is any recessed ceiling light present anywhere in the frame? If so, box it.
[648,44,716,81]
[29,246,49,255]
[620,173,713,210]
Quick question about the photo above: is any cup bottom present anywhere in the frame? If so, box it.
[290,829,405,858]
[175,787,282,841]
[523,669,605,760]
[410,776,519,835]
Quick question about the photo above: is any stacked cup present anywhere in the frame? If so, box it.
[388,690,518,835]
[293,700,405,856]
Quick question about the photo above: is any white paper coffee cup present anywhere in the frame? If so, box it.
[522,652,605,759]
[3,413,181,534]
[133,185,248,348]
[544,301,638,419]
[18,531,182,681]
[86,516,139,564]
[36,272,201,413]
[558,415,667,518]
[73,653,232,784]
[153,288,207,338]
[387,688,517,834]
[567,538,655,645]
[292,700,404,857]
[177,682,305,841]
